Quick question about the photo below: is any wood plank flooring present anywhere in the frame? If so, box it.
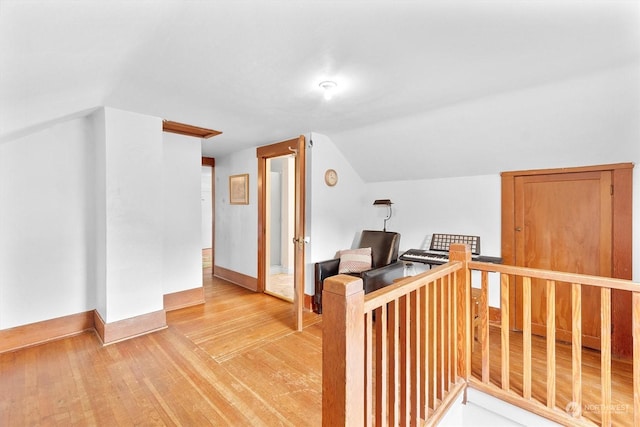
[471,324,634,426]
[0,270,322,426]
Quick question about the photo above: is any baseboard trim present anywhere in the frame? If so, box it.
[214,265,258,291]
[489,307,501,324]
[94,309,167,345]
[0,311,94,354]
[304,293,313,311]
[164,287,205,311]
[1,305,173,353]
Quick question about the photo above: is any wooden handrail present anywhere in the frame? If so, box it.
[469,261,639,292]
[363,261,463,311]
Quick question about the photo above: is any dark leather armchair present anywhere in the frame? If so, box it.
[313,230,405,314]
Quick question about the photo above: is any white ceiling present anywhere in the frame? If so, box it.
[1,0,638,180]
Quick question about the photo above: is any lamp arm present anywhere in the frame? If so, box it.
[383,206,392,232]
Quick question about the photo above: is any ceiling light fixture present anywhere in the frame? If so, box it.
[318,80,337,100]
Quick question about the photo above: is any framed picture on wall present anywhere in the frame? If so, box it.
[229,173,249,205]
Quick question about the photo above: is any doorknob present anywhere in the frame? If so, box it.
[515,226,522,232]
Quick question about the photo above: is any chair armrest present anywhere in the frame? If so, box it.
[313,258,340,314]
[361,261,405,294]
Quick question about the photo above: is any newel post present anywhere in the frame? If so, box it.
[450,243,472,380]
[322,274,365,427]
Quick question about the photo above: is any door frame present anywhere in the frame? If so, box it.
[257,136,306,331]
[501,162,633,356]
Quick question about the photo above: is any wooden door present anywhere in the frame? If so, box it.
[257,136,306,331]
[503,163,633,357]
[514,171,612,349]
[292,135,306,331]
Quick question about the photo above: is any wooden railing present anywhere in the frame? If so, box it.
[469,261,640,427]
[322,244,640,426]
[322,244,472,426]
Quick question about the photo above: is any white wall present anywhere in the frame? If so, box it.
[1,105,207,330]
[0,117,96,329]
[363,175,501,255]
[307,133,367,294]
[92,109,107,318]
[162,133,203,295]
[308,133,367,261]
[214,146,259,278]
[99,107,164,323]
[201,166,213,249]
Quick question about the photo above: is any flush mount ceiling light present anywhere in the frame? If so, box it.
[318,80,337,100]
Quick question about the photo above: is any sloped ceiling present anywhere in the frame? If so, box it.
[1,0,638,180]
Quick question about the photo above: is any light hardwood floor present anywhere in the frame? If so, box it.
[0,269,322,426]
[471,324,634,427]
[1,268,633,426]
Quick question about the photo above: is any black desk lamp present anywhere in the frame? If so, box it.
[373,199,393,231]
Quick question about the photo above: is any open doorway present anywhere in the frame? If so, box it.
[264,155,295,301]
[257,136,306,331]
[202,158,214,274]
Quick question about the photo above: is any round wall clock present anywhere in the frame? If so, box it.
[324,169,338,186]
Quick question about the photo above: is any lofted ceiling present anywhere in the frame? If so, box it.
[1,0,638,181]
